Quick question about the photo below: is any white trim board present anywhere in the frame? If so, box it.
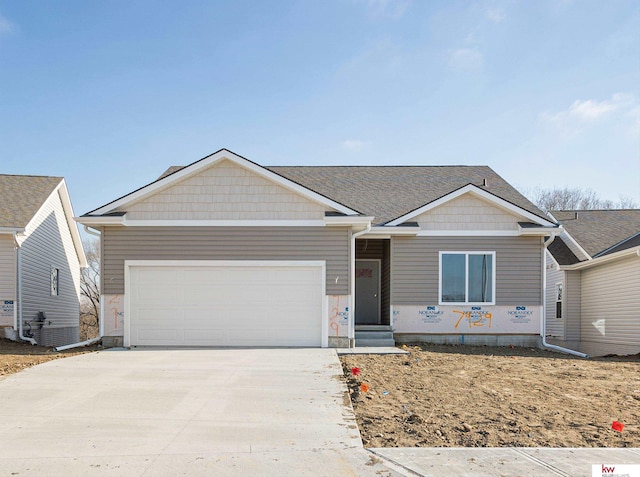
[123,259,328,348]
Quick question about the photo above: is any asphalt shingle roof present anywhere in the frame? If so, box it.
[0,175,62,228]
[159,164,547,225]
[268,166,547,224]
[551,209,640,257]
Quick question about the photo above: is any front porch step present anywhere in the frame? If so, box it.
[355,338,397,347]
[356,325,392,331]
[355,325,395,347]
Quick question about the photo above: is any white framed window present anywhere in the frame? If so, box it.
[51,267,59,296]
[439,252,495,305]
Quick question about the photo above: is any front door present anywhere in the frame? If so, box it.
[355,259,380,325]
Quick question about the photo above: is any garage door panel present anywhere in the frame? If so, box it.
[136,328,183,344]
[129,264,324,347]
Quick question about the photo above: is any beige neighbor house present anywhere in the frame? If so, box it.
[77,149,561,349]
[545,209,640,357]
[0,175,86,346]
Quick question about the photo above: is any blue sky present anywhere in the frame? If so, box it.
[1,0,638,218]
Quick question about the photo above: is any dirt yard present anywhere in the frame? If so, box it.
[0,337,99,376]
[340,344,640,448]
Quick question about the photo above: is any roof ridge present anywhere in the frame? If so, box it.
[268,165,491,168]
[0,173,63,179]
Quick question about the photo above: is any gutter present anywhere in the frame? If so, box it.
[349,222,372,347]
[540,234,588,358]
[14,232,37,345]
[54,226,104,351]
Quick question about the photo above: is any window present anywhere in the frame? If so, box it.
[439,252,495,305]
[555,283,563,319]
[51,267,59,296]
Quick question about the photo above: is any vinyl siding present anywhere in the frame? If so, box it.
[545,251,565,338]
[579,255,640,356]
[102,226,350,295]
[415,194,520,231]
[120,159,330,221]
[0,234,16,300]
[565,270,582,341]
[19,189,81,345]
[391,235,542,305]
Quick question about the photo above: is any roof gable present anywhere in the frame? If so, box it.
[119,158,333,221]
[87,149,360,217]
[386,184,556,227]
[410,191,527,231]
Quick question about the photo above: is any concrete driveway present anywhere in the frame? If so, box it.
[0,348,400,477]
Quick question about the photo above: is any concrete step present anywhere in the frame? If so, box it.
[355,331,394,340]
[355,325,392,331]
[355,338,396,347]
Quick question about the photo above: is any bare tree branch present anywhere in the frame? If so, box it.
[528,186,638,213]
[80,237,100,324]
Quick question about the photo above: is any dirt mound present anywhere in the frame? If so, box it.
[340,344,640,448]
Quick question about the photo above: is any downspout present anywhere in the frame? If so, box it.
[55,226,103,351]
[14,232,37,345]
[350,222,372,347]
[541,234,588,358]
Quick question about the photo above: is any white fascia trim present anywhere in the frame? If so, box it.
[123,259,328,348]
[76,217,330,227]
[56,180,88,268]
[324,216,374,226]
[75,216,125,226]
[91,149,359,217]
[386,185,556,227]
[418,229,520,237]
[125,219,328,227]
[518,224,563,236]
[561,245,640,270]
[369,226,420,236]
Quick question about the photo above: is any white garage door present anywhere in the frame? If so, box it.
[127,262,324,347]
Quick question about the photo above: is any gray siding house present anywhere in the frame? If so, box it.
[0,175,87,346]
[77,149,558,348]
[546,209,640,357]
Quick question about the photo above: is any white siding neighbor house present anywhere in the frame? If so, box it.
[546,210,640,357]
[0,175,87,346]
[77,148,560,349]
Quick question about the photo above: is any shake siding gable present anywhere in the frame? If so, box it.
[102,226,351,296]
[579,255,640,356]
[391,236,542,305]
[0,235,16,301]
[119,159,331,221]
[414,194,521,231]
[19,190,81,342]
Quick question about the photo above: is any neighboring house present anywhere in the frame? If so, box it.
[0,175,87,346]
[77,149,559,348]
[545,209,640,357]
